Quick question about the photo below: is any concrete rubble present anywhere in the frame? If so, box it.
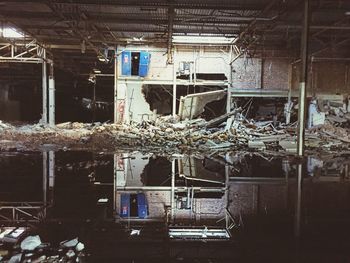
[0,228,86,262]
[0,99,350,153]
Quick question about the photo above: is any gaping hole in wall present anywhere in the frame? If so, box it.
[0,63,114,123]
[142,84,226,120]
[233,97,295,123]
[0,64,42,122]
[58,76,114,123]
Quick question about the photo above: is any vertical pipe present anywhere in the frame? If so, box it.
[42,50,47,124]
[114,47,118,123]
[172,48,177,117]
[48,63,55,126]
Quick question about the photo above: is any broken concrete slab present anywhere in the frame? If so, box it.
[178,90,225,120]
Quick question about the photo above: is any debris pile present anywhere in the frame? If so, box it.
[0,227,86,262]
[0,103,349,153]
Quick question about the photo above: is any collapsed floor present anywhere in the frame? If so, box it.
[1,106,350,154]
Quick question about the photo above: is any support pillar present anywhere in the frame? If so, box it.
[42,151,47,218]
[48,63,55,126]
[172,48,177,117]
[114,48,118,123]
[42,50,48,124]
[227,64,233,113]
[295,0,309,238]
[48,151,55,204]
[170,159,176,222]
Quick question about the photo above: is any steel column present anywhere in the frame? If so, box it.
[48,62,55,126]
[172,48,177,117]
[114,48,118,123]
[42,49,48,124]
[297,0,309,156]
[295,0,309,238]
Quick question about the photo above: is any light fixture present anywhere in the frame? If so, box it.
[0,27,25,38]
[345,11,350,15]
[172,35,235,45]
[93,68,101,74]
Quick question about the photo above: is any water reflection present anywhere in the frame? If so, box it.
[0,150,349,262]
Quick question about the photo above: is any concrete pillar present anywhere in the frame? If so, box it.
[114,48,118,123]
[172,48,177,117]
[48,151,55,205]
[42,151,47,218]
[295,0,309,238]
[42,50,48,124]
[48,63,55,126]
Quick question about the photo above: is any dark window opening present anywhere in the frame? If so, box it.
[131,52,140,76]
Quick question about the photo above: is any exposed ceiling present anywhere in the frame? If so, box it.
[1,0,350,75]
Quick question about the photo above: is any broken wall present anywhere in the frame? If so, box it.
[117,45,232,82]
[232,58,290,90]
[291,61,350,95]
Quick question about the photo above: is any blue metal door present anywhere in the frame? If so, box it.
[121,51,131,76]
[138,51,150,77]
[137,193,148,218]
[120,193,130,217]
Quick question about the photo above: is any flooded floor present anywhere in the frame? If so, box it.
[0,150,349,262]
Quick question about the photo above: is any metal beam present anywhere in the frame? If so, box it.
[7,1,267,10]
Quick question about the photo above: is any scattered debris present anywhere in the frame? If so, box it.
[20,235,41,251]
[0,228,86,262]
[1,97,350,153]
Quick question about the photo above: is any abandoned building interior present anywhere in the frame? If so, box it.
[0,0,350,262]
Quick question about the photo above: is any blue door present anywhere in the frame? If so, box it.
[121,51,131,76]
[137,193,148,218]
[138,51,150,77]
[120,193,130,217]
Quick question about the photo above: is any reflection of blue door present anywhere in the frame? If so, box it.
[121,51,131,76]
[120,193,130,217]
[139,51,150,77]
[137,193,148,218]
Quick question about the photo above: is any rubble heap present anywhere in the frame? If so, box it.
[0,106,349,153]
[0,227,85,262]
